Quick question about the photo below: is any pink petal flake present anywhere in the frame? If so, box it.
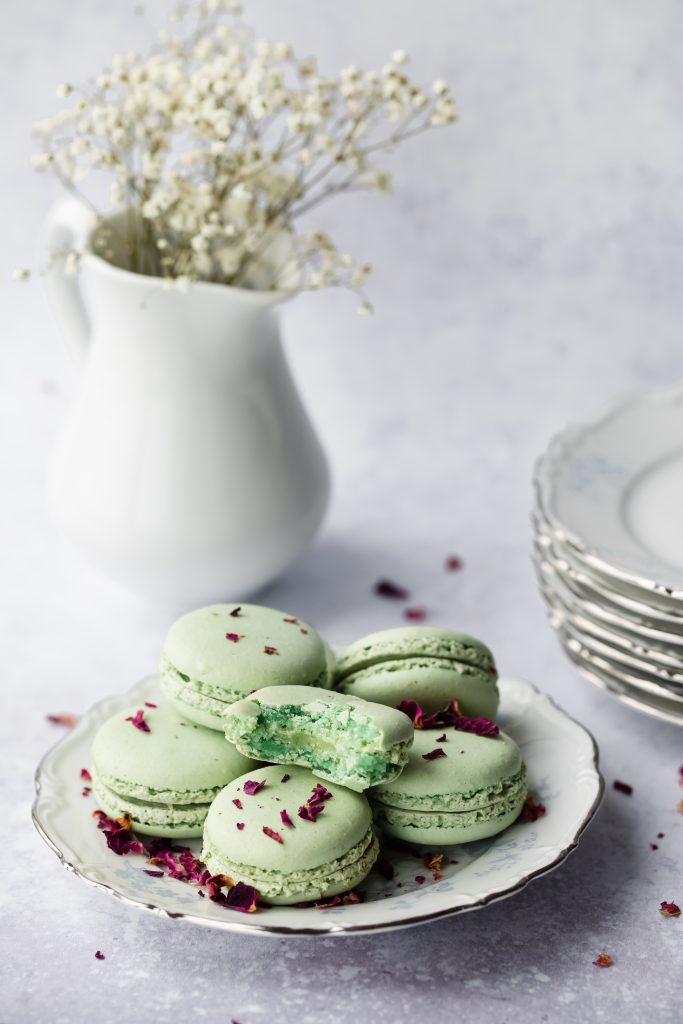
[264,645,279,655]
[207,877,259,913]
[283,617,299,624]
[445,555,463,571]
[229,606,242,617]
[404,607,426,622]
[80,768,92,781]
[236,822,245,830]
[143,869,164,877]
[263,826,283,844]
[281,773,290,783]
[280,809,293,827]
[125,709,150,733]
[225,632,240,643]
[613,780,633,796]
[81,787,91,797]
[518,796,546,823]
[436,733,447,742]
[144,701,157,708]
[650,843,659,851]
[415,875,426,885]
[396,698,499,736]
[95,951,105,961]
[659,901,681,917]
[243,779,266,796]
[397,699,425,726]
[422,748,446,761]
[232,798,243,809]
[374,579,410,600]
[46,713,77,728]
[593,952,613,968]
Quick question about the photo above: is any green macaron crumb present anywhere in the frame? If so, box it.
[223,685,414,792]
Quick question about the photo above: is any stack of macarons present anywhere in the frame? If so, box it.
[90,606,528,906]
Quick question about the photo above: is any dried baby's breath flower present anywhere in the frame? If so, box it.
[31,2,455,308]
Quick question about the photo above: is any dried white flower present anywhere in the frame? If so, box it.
[30,2,454,305]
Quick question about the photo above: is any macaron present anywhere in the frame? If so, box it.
[370,727,527,845]
[334,626,499,718]
[90,702,258,837]
[202,764,379,905]
[160,603,331,730]
[223,685,414,792]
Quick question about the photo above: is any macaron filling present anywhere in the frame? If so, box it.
[202,825,379,904]
[91,767,214,836]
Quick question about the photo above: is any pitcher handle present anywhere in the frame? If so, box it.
[43,197,96,362]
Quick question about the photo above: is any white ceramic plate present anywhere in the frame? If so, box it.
[32,675,602,936]
[535,385,683,600]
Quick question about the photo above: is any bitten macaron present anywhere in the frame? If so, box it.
[202,765,379,905]
[370,726,527,845]
[160,603,331,730]
[91,702,258,837]
[223,685,414,791]
[334,626,499,717]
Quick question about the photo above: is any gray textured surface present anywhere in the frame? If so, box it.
[2,1,683,1021]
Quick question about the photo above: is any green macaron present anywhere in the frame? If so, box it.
[160,603,331,730]
[370,727,527,845]
[334,626,499,718]
[90,702,258,837]
[223,685,414,792]
[202,764,379,905]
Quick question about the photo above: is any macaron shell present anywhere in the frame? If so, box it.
[372,801,523,846]
[337,660,499,718]
[160,670,236,730]
[162,604,330,692]
[91,702,257,795]
[336,627,497,678]
[373,727,523,804]
[203,764,372,872]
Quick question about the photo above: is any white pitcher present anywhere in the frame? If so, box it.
[44,199,330,603]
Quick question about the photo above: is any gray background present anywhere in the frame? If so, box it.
[2,1,682,1021]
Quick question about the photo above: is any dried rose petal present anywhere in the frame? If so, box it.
[422,852,444,880]
[659,901,681,917]
[374,578,410,599]
[229,606,242,617]
[592,953,613,968]
[650,843,659,851]
[144,702,157,708]
[314,894,342,909]
[281,773,290,783]
[436,733,447,742]
[280,809,293,827]
[376,859,395,880]
[125,709,150,733]
[518,796,546,823]
[236,822,245,830]
[414,875,426,885]
[243,779,266,796]
[422,748,446,761]
[264,645,279,655]
[397,699,425,726]
[105,829,144,856]
[297,802,323,822]
[679,764,683,785]
[80,768,92,781]
[658,832,665,839]
[404,607,426,622]
[445,555,463,571]
[613,780,633,796]
[221,881,259,913]
[300,628,309,635]
[343,890,364,905]
[232,798,243,809]
[263,826,284,844]
[95,951,105,961]
[143,869,164,877]
[310,783,333,803]
[81,787,91,797]
[225,632,240,643]
[46,713,77,728]
[283,617,299,624]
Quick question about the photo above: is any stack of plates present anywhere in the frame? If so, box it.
[533,385,683,726]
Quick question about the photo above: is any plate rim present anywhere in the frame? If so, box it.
[32,677,604,937]
[534,384,683,598]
